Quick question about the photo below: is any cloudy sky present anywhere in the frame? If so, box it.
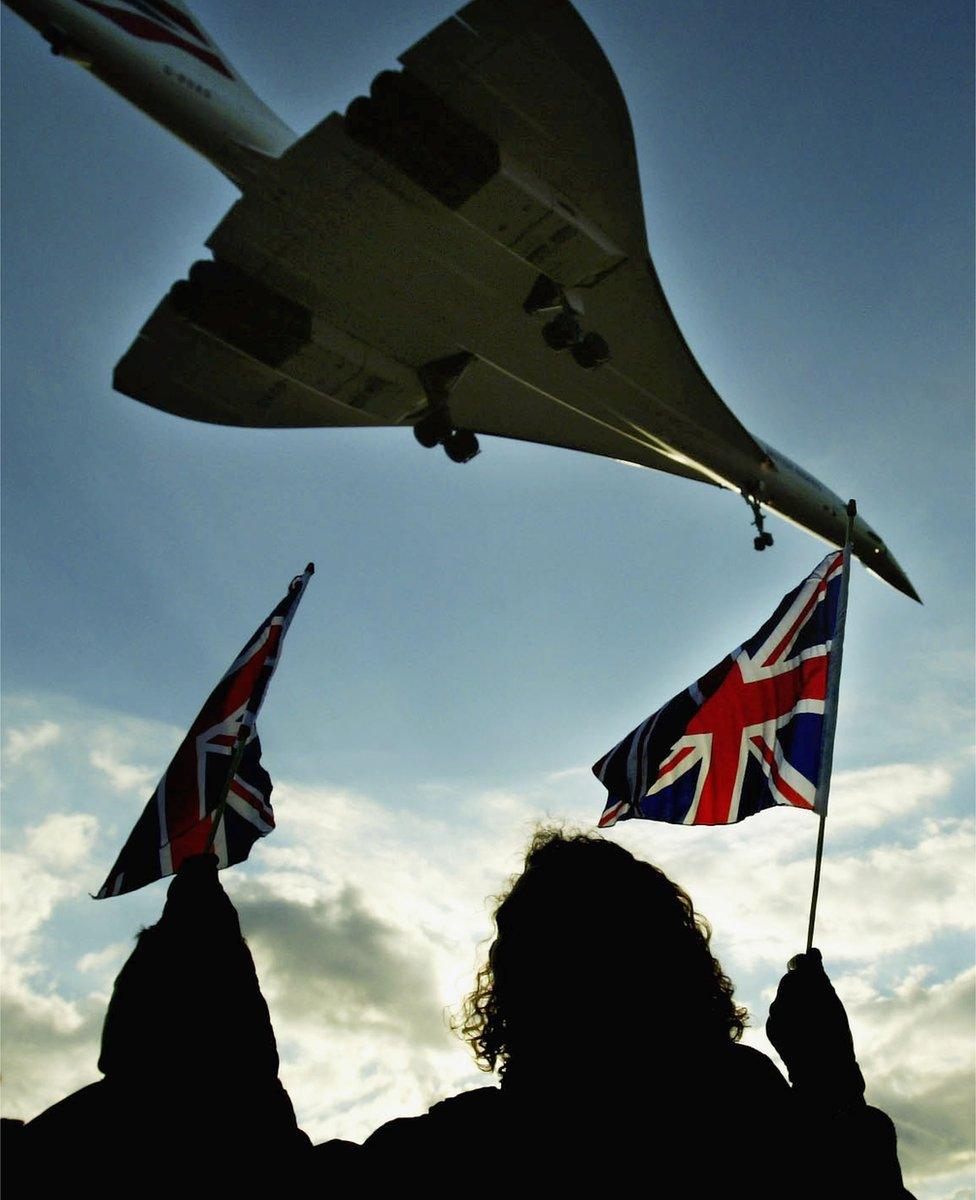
[2,2,973,1196]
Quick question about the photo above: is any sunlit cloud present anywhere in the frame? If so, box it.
[1,810,105,1117]
[3,813,99,957]
[827,762,954,832]
[854,968,976,1191]
[88,749,156,796]
[3,720,61,766]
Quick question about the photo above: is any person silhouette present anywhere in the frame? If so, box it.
[5,854,309,1196]
[315,828,914,1197]
[6,833,915,1198]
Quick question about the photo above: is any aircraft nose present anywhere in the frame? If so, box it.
[854,517,921,603]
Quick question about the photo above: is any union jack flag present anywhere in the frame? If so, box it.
[594,552,846,827]
[96,564,315,898]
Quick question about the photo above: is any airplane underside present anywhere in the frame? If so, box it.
[115,76,747,493]
[96,0,917,598]
[116,111,728,487]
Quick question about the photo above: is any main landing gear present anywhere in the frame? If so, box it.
[523,274,610,370]
[412,352,480,464]
[743,489,774,551]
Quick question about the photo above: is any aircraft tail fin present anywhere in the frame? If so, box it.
[10,0,296,182]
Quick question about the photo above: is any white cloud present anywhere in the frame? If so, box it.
[0,990,103,1119]
[22,813,99,875]
[3,814,99,957]
[601,768,972,973]
[1,811,107,1119]
[851,968,976,1189]
[546,764,591,782]
[237,883,449,1048]
[3,720,61,766]
[76,941,129,984]
[88,749,156,795]
[827,762,954,832]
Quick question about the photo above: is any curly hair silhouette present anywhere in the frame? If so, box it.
[461,827,746,1080]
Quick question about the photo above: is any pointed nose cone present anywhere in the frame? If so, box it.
[853,517,921,602]
[870,553,922,603]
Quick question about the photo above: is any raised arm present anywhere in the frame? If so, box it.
[767,948,915,1199]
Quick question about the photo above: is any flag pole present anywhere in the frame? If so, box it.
[805,498,857,952]
[204,721,251,856]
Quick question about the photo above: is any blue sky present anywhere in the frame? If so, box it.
[2,2,973,1195]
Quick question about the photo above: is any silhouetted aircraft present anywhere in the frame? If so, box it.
[4,0,920,599]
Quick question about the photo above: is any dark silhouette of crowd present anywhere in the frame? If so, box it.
[2,830,915,1197]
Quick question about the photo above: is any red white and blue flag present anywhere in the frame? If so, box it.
[96,564,314,898]
[594,552,846,828]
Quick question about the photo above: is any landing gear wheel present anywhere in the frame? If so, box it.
[542,312,582,351]
[571,332,610,369]
[753,532,774,551]
[413,411,451,449]
[444,429,480,463]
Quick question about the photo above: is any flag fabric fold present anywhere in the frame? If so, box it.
[593,552,846,828]
[96,564,315,898]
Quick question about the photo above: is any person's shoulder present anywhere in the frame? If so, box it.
[364,1085,501,1152]
[364,1087,501,1163]
[427,1085,502,1122]
[723,1041,791,1096]
[20,1080,108,1140]
[310,1136,362,1177]
[727,1040,783,1069]
[308,1087,502,1185]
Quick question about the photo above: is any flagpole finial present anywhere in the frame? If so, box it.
[846,499,857,520]
[290,564,315,591]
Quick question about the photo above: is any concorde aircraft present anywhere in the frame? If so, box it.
[4,0,920,600]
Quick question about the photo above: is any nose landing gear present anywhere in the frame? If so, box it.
[743,489,774,551]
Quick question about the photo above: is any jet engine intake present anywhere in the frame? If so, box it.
[345,69,499,208]
[168,260,312,368]
[343,69,626,291]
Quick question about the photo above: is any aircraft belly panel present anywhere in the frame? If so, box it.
[116,0,771,487]
[287,318,420,421]
[198,112,768,486]
[447,360,716,486]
